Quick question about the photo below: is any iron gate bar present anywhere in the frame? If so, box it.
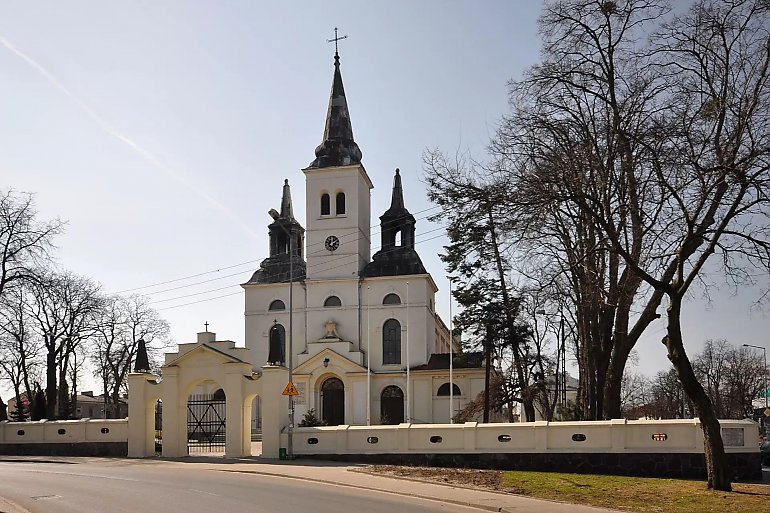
[187,394,226,453]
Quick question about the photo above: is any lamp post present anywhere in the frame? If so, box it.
[743,343,768,410]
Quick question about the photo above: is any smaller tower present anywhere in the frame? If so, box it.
[362,169,426,277]
[247,180,307,284]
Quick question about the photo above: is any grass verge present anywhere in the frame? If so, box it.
[367,465,770,513]
[501,471,770,513]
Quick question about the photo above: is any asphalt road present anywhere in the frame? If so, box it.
[0,459,475,513]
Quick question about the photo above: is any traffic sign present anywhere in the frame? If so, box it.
[764,408,770,417]
[282,382,299,396]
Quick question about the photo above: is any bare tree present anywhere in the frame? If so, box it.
[0,190,63,299]
[0,285,42,420]
[26,272,102,419]
[90,294,168,418]
[489,0,769,490]
[694,339,766,419]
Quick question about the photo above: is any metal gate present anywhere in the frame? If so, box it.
[155,400,163,454]
[187,394,226,453]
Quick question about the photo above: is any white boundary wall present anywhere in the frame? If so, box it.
[284,419,759,455]
[0,419,128,444]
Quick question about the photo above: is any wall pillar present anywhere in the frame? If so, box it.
[225,372,247,457]
[611,418,627,451]
[127,372,158,457]
[260,365,289,458]
[161,368,184,457]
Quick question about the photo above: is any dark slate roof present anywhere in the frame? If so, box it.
[307,54,362,169]
[410,352,485,371]
[247,254,306,285]
[361,246,427,277]
[134,339,151,373]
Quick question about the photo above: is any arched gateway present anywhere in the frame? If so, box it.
[128,331,266,458]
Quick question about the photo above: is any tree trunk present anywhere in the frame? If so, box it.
[663,294,732,491]
[45,341,57,420]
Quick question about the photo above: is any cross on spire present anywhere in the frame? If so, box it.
[204,321,209,332]
[327,27,347,58]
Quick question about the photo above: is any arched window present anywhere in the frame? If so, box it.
[212,388,226,401]
[269,299,285,311]
[437,383,462,396]
[336,192,346,215]
[383,319,401,364]
[268,324,285,365]
[382,293,401,305]
[380,385,404,424]
[324,295,342,307]
[321,193,330,216]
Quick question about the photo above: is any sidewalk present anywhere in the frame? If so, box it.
[173,455,620,513]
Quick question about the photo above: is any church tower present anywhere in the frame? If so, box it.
[247,179,306,284]
[363,168,427,277]
[303,51,373,280]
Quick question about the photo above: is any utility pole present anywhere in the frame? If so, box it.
[287,228,294,460]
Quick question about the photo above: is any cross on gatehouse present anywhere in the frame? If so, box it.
[204,321,209,331]
[327,27,347,57]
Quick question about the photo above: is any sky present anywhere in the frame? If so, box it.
[1,1,769,397]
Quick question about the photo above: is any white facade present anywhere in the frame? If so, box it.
[241,54,484,427]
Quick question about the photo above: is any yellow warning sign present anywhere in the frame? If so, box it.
[282,382,299,396]
[764,408,770,417]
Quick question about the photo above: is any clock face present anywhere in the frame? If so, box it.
[325,235,340,252]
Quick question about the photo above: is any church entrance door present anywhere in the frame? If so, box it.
[321,377,344,426]
[380,385,404,424]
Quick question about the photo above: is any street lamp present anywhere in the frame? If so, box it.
[743,343,768,410]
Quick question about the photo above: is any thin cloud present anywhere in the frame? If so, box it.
[0,34,260,240]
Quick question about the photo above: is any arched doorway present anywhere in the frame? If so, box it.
[321,377,344,426]
[380,385,404,424]
[187,387,226,454]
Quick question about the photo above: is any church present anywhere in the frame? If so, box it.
[241,49,486,428]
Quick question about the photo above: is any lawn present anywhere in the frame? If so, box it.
[501,471,770,513]
[367,465,770,513]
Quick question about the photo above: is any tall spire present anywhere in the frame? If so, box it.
[308,52,362,168]
[280,179,295,220]
[388,168,405,212]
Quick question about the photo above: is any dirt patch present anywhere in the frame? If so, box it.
[366,465,504,491]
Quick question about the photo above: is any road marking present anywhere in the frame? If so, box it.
[189,489,220,497]
[30,495,62,500]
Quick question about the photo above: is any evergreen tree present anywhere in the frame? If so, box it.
[9,395,28,422]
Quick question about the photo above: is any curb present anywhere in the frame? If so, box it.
[215,467,512,512]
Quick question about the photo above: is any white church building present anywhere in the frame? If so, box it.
[241,50,486,428]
